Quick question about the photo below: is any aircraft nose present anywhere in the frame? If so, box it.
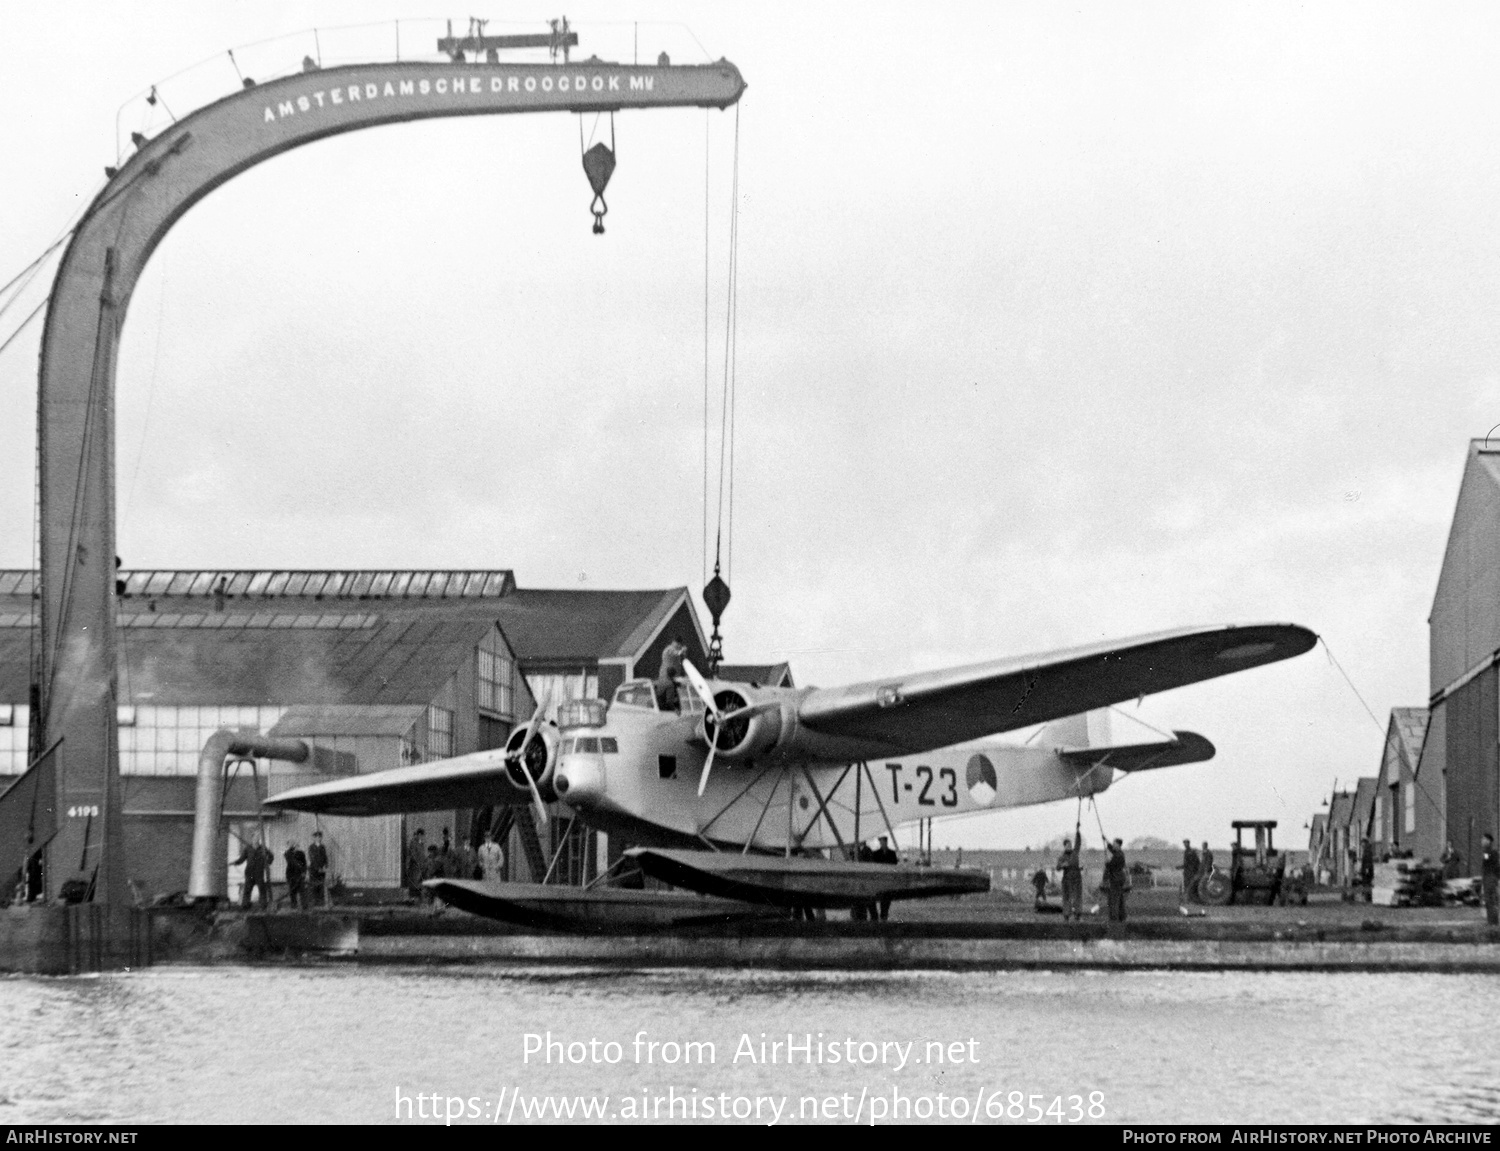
[553,756,604,805]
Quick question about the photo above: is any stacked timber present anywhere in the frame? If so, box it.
[1370,861,1445,907]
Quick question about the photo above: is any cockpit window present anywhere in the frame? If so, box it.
[677,682,705,715]
[614,681,658,709]
[559,738,575,754]
[577,736,600,753]
[601,737,618,754]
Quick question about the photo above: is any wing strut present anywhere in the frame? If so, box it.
[793,763,851,853]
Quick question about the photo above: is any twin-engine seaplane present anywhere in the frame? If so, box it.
[265,617,1316,926]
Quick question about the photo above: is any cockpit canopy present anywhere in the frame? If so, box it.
[557,698,608,729]
[613,678,704,714]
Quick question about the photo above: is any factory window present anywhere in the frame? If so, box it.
[427,705,454,758]
[477,648,514,717]
[116,705,286,777]
[1404,783,1415,835]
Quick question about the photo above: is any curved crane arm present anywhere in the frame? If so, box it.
[35,56,745,907]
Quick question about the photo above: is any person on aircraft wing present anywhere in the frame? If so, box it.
[654,640,689,712]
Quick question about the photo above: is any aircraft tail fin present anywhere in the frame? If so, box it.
[1042,708,1215,772]
[1038,709,1111,750]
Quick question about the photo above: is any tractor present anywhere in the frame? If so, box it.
[1198,820,1286,905]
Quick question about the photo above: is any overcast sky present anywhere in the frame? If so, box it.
[3,2,1497,850]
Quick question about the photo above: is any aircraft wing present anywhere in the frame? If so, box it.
[797,623,1314,754]
[1054,730,1216,773]
[262,748,524,817]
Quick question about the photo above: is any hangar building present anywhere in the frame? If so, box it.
[1424,439,1500,872]
[0,569,711,900]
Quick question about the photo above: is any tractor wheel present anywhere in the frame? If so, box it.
[1198,869,1233,906]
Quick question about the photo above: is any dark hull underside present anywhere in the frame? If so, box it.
[627,848,991,910]
[424,879,784,931]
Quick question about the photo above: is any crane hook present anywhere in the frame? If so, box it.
[580,113,616,235]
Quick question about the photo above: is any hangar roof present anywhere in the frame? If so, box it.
[0,569,709,683]
[718,662,796,688]
[270,704,426,737]
[1326,791,1354,836]
[491,588,693,663]
[1430,442,1500,695]
[1350,777,1378,838]
[0,610,495,706]
[1382,707,1428,783]
[0,569,517,603]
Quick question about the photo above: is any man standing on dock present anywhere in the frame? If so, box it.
[1181,839,1200,904]
[307,831,329,908]
[1057,837,1083,921]
[284,841,308,911]
[235,836,272,910]
[1482,833,1499,927]
[479,831,504,881]
[1103,839,1129,924]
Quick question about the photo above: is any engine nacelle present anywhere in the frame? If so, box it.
[700,685,788,763]
[502,722,560,796]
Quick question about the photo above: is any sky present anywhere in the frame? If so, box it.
[2,2,1498,850]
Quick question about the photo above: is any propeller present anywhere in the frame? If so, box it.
[506,700,551,828]
[681,663,727,797]
[681,663,777,797]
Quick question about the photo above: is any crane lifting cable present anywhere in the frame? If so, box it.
[701,102,742,671]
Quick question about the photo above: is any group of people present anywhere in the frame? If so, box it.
[1034,835,1131,922]
[232,830,330,910]
[853,835,900,921]
[404,826,506,900]
[1179,839,1216,903]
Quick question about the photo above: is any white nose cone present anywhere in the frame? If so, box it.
[554,756,604,806]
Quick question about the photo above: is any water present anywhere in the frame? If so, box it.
[1,965,1496,1125]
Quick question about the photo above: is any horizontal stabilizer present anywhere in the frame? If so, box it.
[1054,730,1215,773]
[263,748,525,817]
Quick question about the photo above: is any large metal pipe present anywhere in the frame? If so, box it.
[188,729,308,900]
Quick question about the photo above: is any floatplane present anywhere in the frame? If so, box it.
[265,619,1315,927]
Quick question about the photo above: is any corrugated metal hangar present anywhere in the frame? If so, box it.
[1422,439,1500,872]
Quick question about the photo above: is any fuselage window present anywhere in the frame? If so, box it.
[601,737,618,754]
[658,755,677,780]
